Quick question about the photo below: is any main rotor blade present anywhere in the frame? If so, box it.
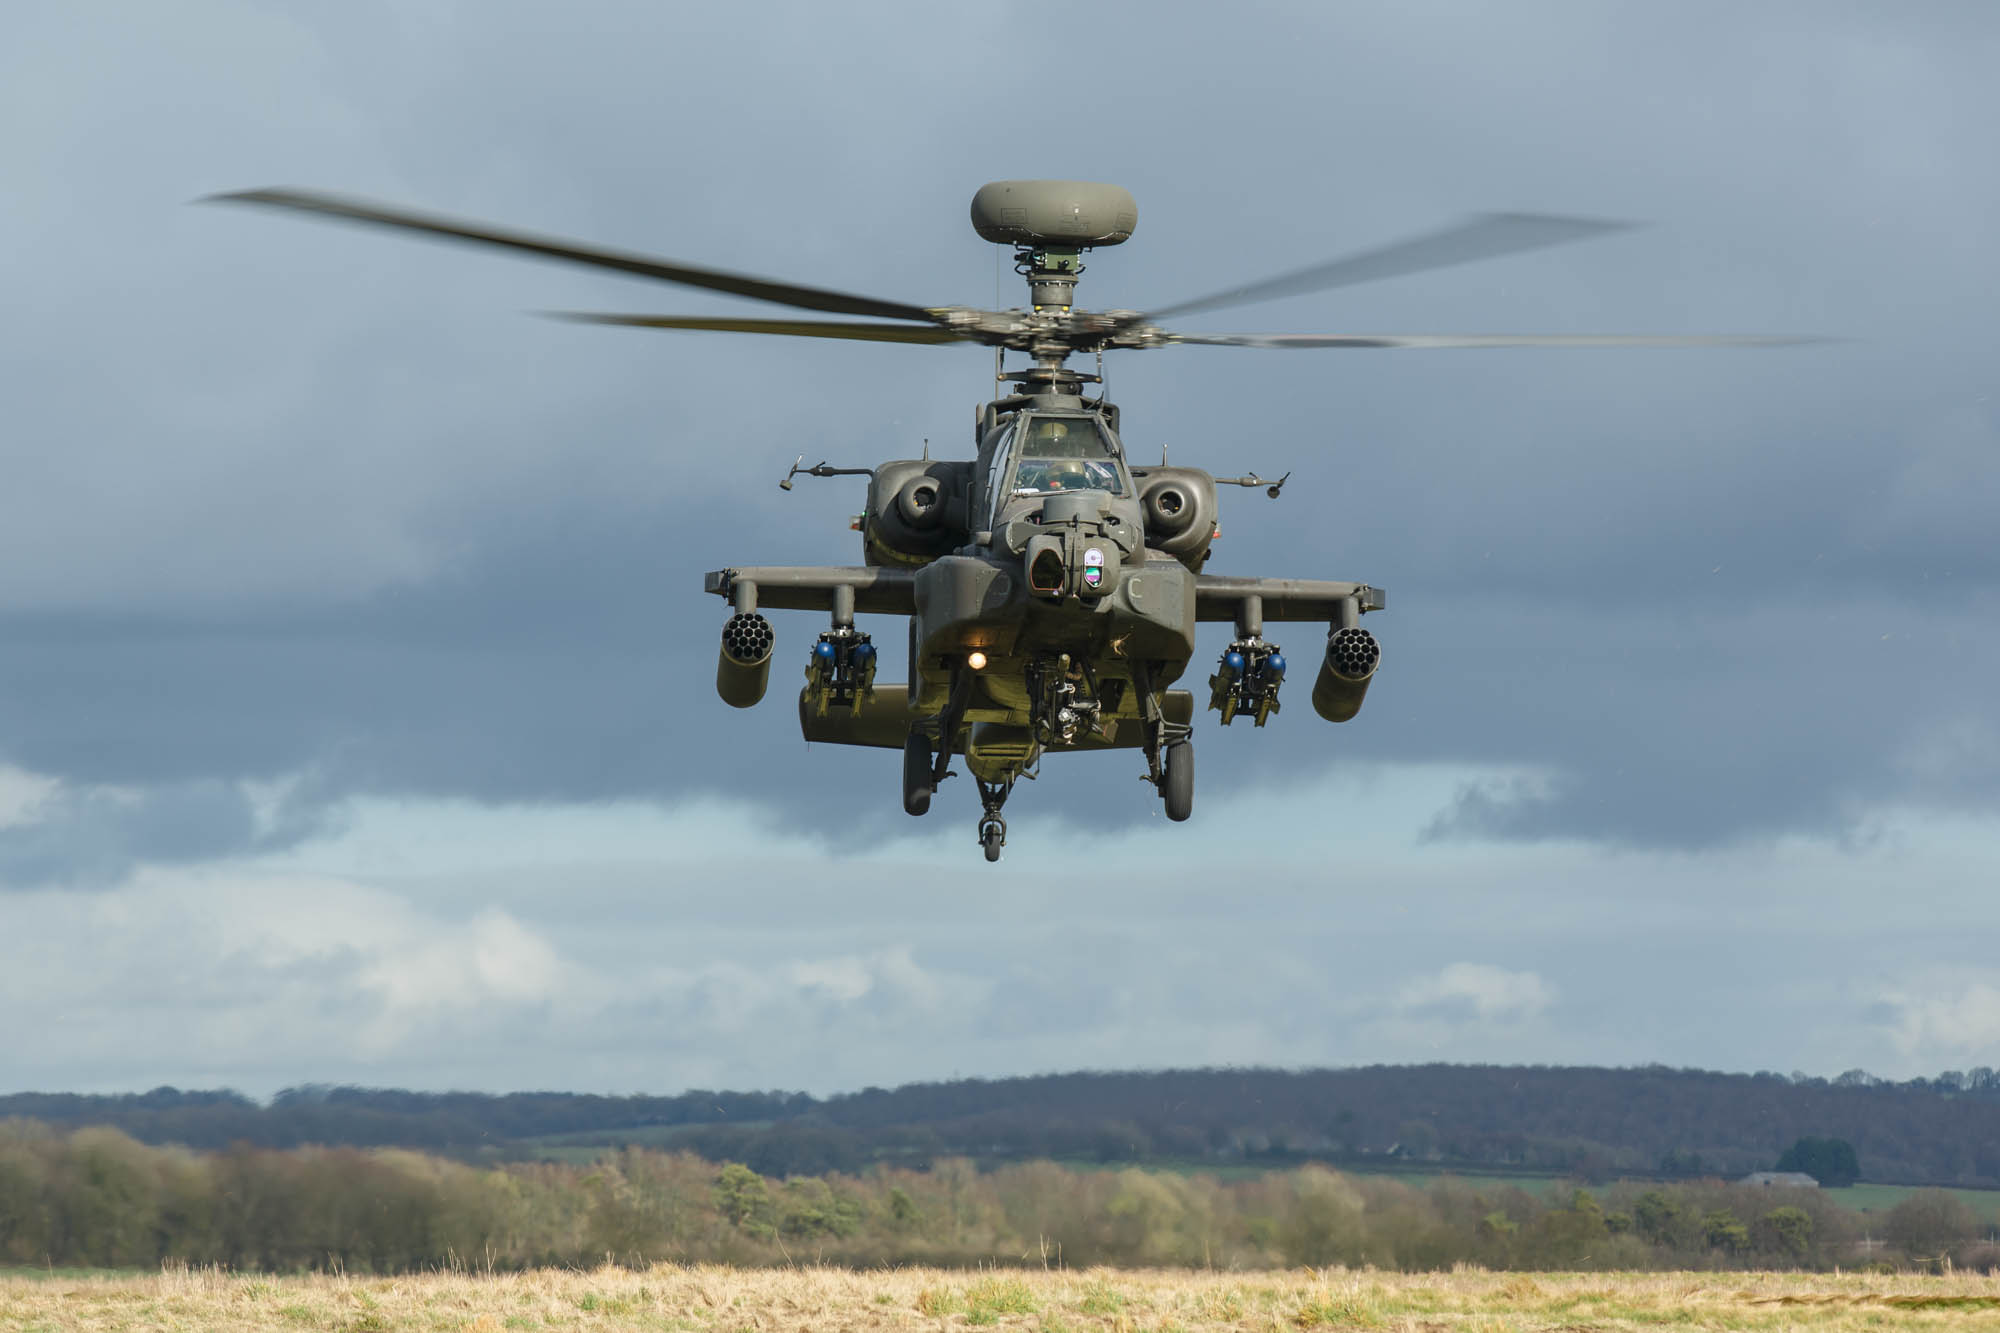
[545,312,974,344]
[1141,213,1637,322]
[206,188,940,323]
[1171,332,1825,349]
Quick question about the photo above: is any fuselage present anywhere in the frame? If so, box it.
[881,405,1200,780]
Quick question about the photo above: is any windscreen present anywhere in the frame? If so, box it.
[1008,416,1125,496]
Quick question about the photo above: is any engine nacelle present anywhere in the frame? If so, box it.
[1137,468,1218,568]
[1311,625,1380,723]
[863,460,972,566]
[716,612,774,709]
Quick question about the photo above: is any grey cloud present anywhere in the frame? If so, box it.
[0,779,327,887]
[2,763,1992,1093]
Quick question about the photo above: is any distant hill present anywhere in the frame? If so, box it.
[7,1065,1999,1187]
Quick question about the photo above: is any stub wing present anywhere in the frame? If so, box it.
[705,568,1382,622]
[1193,575,1386,622]
[704,566,917,615]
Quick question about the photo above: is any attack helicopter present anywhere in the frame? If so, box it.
[213,181,1810,861]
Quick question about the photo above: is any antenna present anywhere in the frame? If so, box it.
[1215,471,1291,499]
[780,456,875,490]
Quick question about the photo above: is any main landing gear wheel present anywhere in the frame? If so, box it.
[902,732,932,816]
[1162,739,1194,822]
[978,816,1006,862]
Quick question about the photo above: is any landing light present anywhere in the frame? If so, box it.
[967,652,988,671]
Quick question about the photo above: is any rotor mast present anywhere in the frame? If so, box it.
[1006,244,1092,400]
[971,180,1137,408]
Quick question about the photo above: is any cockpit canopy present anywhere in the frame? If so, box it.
[1001,414,1127,499]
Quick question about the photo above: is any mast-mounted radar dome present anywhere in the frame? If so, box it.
[970,181,1136,248]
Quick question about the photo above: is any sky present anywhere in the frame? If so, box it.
[2,1,1996,1098]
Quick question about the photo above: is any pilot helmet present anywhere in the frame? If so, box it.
[1047,459,1089,488]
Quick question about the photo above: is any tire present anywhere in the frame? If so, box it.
[982,829,1003,862]
[1162,740,1193,822]
[902,732,932,816]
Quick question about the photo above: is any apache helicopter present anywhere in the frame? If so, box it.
[214,181,1809,861]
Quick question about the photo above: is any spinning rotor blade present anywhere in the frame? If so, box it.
[546,313,974,344]
[1171,332,1824,349]
[1141,213,1636,322]
[206,188,940,323]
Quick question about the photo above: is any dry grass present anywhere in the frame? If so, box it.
[2,1263,1999,1331]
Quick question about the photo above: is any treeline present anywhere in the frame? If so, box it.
[11,1065,2000,1186]
[0,1120,1992,1275]
[0,1087,797,1156]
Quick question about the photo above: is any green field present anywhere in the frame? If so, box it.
[515,1120,779,1163]
[1337,1167,2000,1222]
[1821,1182,2000,1225]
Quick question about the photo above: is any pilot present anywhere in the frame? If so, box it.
[1044,459,1090,490]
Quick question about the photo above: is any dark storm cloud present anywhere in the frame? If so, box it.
[2,0,1997,880]
[0,779,322,886]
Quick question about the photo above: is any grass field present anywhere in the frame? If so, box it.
[4,1264,2000,1331]
[1821,1183,2000,1226]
